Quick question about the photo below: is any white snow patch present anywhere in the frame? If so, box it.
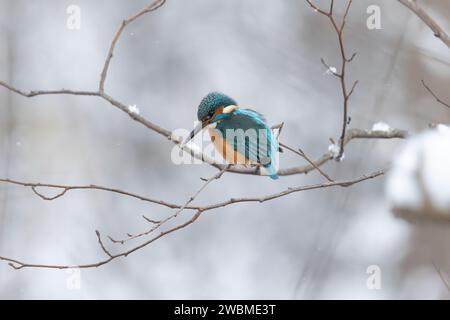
[128,104,140,115]
[325,66,337,75]
[328,143,345,161]
[386,125,450,218]
[372,122,391,133]
[328,143,339,156]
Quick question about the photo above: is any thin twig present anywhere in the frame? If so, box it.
[99,0,166,92]
[279,142,334,182]
[0,178,198,210]
[0,83,99,98]
[108,166,229,244]
[432,261,450,292]
[0,126,407,205]
[398,0,450,48]
[0,0,409,271]
[95,230,113,258]
[0,126,406,204]
[421,80,450,109]
[142,215,161,224]
[305,0,358,161]
[0,169,385,270]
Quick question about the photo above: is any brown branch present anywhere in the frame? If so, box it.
[432,261,450,292]
[0,169,384,270]
[31,185,68,200]
[280,128,406,176]
[108,165,229,244]
[0,126,406,206]
[199,169,385,212]
[95,230,113,258]
[1,209,203,270]
[279,143,334,182]
[305,0,358,161]
[196,126,406,176]
[398,0,450,48]
[0,178,198,210]
[0,0,172,142]
[0,0,410,271]
[0,83,99,97]
[0,79,173,138]
[421,80,450,109]
[99,0,166,92]
[0,0,410,180]
[142,215,161,224]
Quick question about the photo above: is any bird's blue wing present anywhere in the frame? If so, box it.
[216,108,279,179]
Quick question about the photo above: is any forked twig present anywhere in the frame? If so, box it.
[305,0,358,161]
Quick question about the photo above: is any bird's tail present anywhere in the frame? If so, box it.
[260,165,279,180]
[260,127,279,180]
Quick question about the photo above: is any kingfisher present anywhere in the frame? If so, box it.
[184,92,279,179]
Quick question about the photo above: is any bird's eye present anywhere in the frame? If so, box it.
[208,111,215,118]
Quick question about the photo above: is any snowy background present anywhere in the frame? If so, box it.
[0,0,449,299]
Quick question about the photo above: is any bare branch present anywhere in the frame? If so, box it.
[0,178,198,210]
[0,169,385,270]
[0,126,407,206]
[95,230,113,258]
[0,0,408,180]
[421,80,450,109]
[347,80,359,99]
[142,215,161,224]
[0,82,99,97]
[1,209,203,270]
[304,0,330,16]
[279,143,334,182]
[279,127,407,176]
[0,126,406,203]
[108,165,229,244]
[305,0,357,161]
[432,261,450,292]
[31,185,68,201]
[0,0,411,271]
[321,58,341,77]
[398,0,450,48]
[99,0,167,92]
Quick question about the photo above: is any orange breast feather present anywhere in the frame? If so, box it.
[208,128,254,165]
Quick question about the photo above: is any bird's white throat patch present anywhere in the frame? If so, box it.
[206,122,217,129]
[223,105,238,113]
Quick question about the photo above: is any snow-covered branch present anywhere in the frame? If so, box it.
[305,0,358,161]
[0,0,411,270]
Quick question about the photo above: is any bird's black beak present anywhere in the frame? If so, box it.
[183,120,207,145]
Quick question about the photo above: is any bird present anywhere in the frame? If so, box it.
[184,92,279,179]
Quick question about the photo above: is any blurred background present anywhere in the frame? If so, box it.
[0,0,449,299]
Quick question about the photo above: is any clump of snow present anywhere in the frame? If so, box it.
[436,124,450,134]
[328,143,339,156]
[328,143,345,161]
[386,124,450,219]
[128,104,140,115]
[325,66,337,75]
[372,122,391,133]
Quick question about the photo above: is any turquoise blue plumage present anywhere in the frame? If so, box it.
[187,92,279,180]
[215,108,279,179]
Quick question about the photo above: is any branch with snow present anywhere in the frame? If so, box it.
[305,0,358,162]
[0,169,385,269]
[0,0,410,270]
